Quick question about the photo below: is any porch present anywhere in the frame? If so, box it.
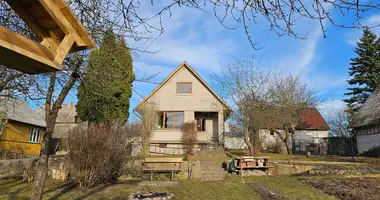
[151,111,223,144]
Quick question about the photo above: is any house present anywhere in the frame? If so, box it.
[351,87,380,154]
[39,101,80,153]
[0,98,45,155]
[224,107,330,154]
[136,62,232,155]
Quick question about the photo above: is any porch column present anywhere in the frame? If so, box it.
[218,110,224,144]
[184,111,194,123]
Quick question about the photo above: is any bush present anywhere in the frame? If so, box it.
[181,122,197,155]
[68,123,131,188]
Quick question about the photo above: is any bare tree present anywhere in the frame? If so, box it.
[212,57,275,156]
[267,74,317,154]
[326,107,356,160]
[1,0,380,198]
[139,102,158,155]
[327,107,353,137]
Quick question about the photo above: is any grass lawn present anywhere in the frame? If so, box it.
[0,176,334,200]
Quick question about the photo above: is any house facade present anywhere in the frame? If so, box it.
[351,87,380,154]
[136,62,231,155]
[0,99,45,155]
[39,101,80,154]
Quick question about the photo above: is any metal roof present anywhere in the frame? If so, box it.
[0,98,45,127]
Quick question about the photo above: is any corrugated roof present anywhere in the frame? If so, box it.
[298,108,330,131]
[0,98,45,127]
[351,87,380,128]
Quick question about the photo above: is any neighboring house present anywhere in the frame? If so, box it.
[351,87,380,154]
[136,62,232,155]
[0,98,45,155]
[224,108,330,154]
[39,101,79,153]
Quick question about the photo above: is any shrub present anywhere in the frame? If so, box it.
[181,122,197,155]
[68,123,132,188]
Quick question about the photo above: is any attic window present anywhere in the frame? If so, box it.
[177,82,192,93]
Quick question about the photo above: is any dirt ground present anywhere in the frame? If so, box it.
[249,184,287,200]
[304,178,380,200]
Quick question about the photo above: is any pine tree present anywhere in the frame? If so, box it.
[76,31,135,123]
[344,27,380,112]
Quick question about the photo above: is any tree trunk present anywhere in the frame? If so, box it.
[273,128,292,155]
[290,125,296,154]
[284,139,291,155]
[243,123,255,156]
[284,127,292,155]
[31,131,51,200]
[31,112,58,199]
[31,71,78,200]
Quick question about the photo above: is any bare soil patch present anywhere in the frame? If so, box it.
[304,178,380,200]
[249,184,287,200]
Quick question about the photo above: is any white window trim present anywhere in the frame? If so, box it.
[28,127,41,143]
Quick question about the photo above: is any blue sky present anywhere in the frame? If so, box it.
[62,2,380,121]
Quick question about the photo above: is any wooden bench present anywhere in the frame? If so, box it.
[142,157,182,181]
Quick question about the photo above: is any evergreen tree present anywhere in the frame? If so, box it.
[344,27,380,112]
[77,31,135,123]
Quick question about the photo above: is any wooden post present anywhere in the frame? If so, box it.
[54,34,74,65]
[239,158,243,176]
[150,172,153,181]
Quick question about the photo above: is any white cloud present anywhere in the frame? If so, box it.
[134,61,174,80]
[317,99,346,119]
[347,14,380,45]
[308,75,348,91]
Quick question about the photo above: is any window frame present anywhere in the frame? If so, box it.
[176,82,192,94]
[28,127,41,143]
[159,111,184,129]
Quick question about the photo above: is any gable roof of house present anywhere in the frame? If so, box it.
[0,98,45,127]
[298,107,329,131]
[351,86,380,128]
[136,61,232,113]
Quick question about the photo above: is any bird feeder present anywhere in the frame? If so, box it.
[0,0,95,74]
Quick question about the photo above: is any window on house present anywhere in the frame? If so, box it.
[159,112,184,129]
[28,127,41,143]
[270,130,275,136]
[196,118,206,131]
[177,82,192,93]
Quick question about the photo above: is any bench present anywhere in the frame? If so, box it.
[233,156,270,175]
[142,157,182,181]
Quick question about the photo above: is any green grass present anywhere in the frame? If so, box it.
[0,176,336,200]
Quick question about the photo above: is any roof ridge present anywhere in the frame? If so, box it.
[135,62,231,111]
